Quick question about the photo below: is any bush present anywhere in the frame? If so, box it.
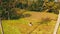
[1,8,25,20]
[27,1,44,11]
[37,17,51,25]
[43,2,59,14]
[10,8,25,19]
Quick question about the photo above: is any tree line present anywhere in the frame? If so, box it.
[0,0,59,20]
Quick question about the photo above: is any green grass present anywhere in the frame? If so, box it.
[2,18,38,34]
[2,24,21,34]
[2,18,29,25]
[57,26,60,34]
[2,22,21,34]
[2,19,28,34]
[2,11,58,34]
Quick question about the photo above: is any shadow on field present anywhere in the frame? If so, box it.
[1,13,31,20]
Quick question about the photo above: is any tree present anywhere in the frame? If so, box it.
[27,0,44,11]
[1,0,14,19]
[1,0,23,20]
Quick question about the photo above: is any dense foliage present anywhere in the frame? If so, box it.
[0,0,25,20]
[0,0,59,20]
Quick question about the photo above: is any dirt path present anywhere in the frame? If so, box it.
[0,19,4,34]
[53,10,60,34]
